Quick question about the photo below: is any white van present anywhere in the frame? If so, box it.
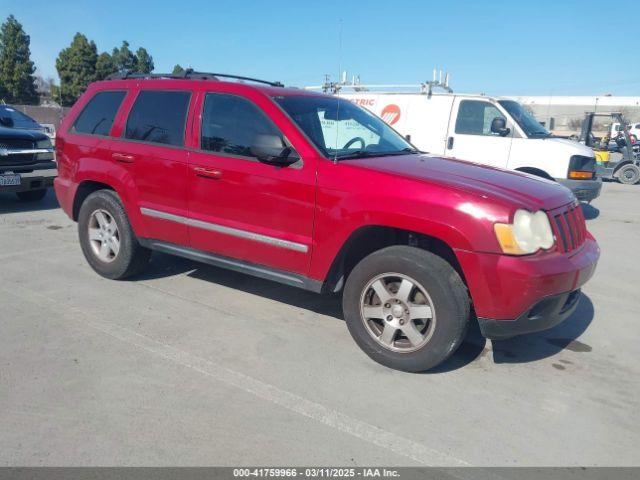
[337,91,602,202]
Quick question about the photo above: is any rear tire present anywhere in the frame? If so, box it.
[78,190,151,279]
[342,246,470,372]
[16,189,47,201]
[617,164,640,185]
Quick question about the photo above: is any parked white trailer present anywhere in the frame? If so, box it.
[336,90,602,202]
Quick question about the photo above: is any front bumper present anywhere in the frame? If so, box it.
[478,289,581,340]
[557,177,602,202]
[455,235,599,337]
[0,168,57,193]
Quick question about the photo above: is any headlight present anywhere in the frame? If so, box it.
[494,209,555,255]
[568,155,595,180]
[36,138,52,149]
[35,138,54,161]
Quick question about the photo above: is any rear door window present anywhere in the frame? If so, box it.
[72,91,126,136]
[200,93,283,159]
[125,90,191,146]
[455,100,505,136]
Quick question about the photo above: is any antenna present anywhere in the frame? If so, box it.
[334,19,343,164]
[419,69,454,96]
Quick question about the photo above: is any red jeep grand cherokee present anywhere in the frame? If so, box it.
[54,71,599,372]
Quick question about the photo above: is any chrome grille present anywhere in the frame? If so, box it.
[0,138,36,165]
[550,203,587,253]
[0,138,34,149]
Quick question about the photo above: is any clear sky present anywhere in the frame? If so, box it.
[1,0,638,96]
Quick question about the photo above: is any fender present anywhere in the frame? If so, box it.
[308,180,507,281]
[74,156,146,236]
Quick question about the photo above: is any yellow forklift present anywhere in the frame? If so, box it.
[580,112,640,185]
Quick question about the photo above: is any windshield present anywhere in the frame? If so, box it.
[0,105,42,129]
[272,95,416,159]
[498,100,550,138]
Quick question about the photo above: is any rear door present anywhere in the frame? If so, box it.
[445,98,513,168]
[109,88,193,246]
[187,90,317,275]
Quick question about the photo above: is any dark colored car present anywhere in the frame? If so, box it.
[0,105,56,201]
[54,72,600,372]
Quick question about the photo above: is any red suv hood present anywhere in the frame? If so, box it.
[342,154,575,210]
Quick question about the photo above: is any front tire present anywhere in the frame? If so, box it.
[78,190,151,279]
[343,246,470,372]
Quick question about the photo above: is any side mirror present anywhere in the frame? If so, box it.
[250,134,299,166]
[490,117,510,137]
[0,116,14,128]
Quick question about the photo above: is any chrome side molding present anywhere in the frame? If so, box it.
[140,207,309,253]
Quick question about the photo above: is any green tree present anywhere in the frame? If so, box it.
[172,64,185,75]
[111,40,136,72]
[134,47,154,73]
[95,52,116,80]
[55,32,98,106]
[0,15,38,104]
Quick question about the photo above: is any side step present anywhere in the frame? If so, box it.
[139,238,323,293]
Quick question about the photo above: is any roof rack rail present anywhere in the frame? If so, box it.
[306,71,452,96]
[104,68,284,87]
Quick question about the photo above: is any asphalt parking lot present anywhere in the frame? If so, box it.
[0,181,638,467]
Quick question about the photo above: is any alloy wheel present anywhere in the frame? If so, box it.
[359,273,436,353]
[88,209,120,263]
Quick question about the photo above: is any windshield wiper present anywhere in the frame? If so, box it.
[335,148,422,161]
[334,151,380,160]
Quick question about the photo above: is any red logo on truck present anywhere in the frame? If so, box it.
[381,104,401,125]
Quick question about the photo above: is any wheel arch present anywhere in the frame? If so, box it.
[321,225,466,294]
[515,166,555,181]
[72,180,115,221]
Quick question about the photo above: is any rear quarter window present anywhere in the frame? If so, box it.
[72,91,127,136]
[124,90,191,146]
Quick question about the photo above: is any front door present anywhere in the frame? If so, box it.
[187,92,316,275]
[445,98,513,168]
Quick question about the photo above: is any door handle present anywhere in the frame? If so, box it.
[194,166,222,179]
[447,136,454,150]
[112,152,135,163]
